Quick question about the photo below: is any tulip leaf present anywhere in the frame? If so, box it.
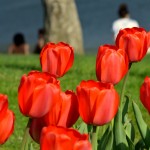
[126,136,135,150]
[27,143,34,150]
[104,130,113,150]
[98,126,109,149]
[122,95,130,124]
[125,121,135,142]
[98,126,113,150]
[114,108,128,150]
[132,101,150,149]
[135,139,146,150]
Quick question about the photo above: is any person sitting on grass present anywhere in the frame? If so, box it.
[34,28,45,54]
[8,33,29,54]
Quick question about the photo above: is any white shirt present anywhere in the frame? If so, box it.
[112,17,139,39]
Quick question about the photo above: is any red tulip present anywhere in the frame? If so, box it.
[0,94,8,118]
[29,90,79,143]
[96,44,129,84]
[140,76,150,114]
[40,126,92,150]
[147,32,150,47]
[116,27,149,62]
[44,90,79,128]
[0,109,15,144]
[18,71,60,118]
[40,42,74,78]
[29,117,45,143]
[0,94,15,144]
[76,80,119,126]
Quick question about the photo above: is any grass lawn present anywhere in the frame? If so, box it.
[0,53,150,149]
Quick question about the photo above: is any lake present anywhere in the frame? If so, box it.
[1,0,150,53]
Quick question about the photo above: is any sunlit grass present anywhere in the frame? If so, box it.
[0,53,150,149]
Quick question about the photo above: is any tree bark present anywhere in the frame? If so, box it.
[42,0,84,54]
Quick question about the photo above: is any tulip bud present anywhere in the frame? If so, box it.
[96,44,129,84]
[29,90,79,143]
[18,71,60,118]
[76,80,119,126]
[40,42,74,78]
[116,27,149,62]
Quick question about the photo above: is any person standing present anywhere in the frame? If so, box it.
[112,3,139,40]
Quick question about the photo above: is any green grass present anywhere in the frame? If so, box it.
[0,53,150,149]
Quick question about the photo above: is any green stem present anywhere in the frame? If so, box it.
[111,119,114,129]
[91,125,97,150]
[120,63,132,111]
[21,118,32,150]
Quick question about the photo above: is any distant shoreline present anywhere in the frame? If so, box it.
[0,44,98,54]
[1,43,150,54]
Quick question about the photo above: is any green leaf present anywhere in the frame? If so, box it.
[125,122,135,142]
[105,130,113,150]
[126,135,135,150]
[114,108,128,150]
[122,95,130,124]
[98,126,109,149]
[28,143,34,150]
[135,139,146,150]
[132,101,150,149]
[98,126,113,150]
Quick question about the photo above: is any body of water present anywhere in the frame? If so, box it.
[1,0,150,53]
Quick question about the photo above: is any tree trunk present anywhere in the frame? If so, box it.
[42,0,84,54]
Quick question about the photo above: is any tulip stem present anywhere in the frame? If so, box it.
[91,125,97,150]
[21,118,32,150]
[120,63,132,111]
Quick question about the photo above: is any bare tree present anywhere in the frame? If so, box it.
[42,0,84,54]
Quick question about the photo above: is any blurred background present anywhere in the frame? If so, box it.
[1,0,150,53]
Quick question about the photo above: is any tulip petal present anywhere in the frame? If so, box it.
[77,80,119,126]
[0,109,14,144]
[140,77,150,114]
[57,91,79,127]
[74,141,92,150]
[96,44,128,84]
[40,126,90,150]
[0,94,8,118]
[18,71,60,118]
[77,87,92,124]
[116,27,149,62]
[44,90,79,128]
[40,42,74,77]
[29,84,59,117]
[93,90,119,125]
